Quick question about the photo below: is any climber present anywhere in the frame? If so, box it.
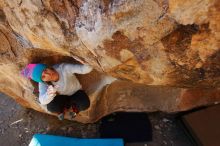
[21,63,92,120]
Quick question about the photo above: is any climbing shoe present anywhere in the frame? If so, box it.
[57,113,64,121]
[69,111,77,119]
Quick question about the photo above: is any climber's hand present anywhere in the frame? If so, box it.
[47,85,57,97]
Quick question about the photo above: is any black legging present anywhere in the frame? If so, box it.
[46,90,90,113]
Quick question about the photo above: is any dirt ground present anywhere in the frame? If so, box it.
[0,93,192,146]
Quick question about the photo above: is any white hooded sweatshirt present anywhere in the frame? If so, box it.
[38,63,92,105]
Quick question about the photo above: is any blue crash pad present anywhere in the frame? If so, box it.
[29,134,124,146]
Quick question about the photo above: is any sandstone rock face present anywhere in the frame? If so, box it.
[0,0,219,123]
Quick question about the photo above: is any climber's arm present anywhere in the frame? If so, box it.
[38,82,55,105]
[63,63,93,74]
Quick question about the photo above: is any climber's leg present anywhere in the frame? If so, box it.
[46,95,67,113]
[68,90,90,112]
